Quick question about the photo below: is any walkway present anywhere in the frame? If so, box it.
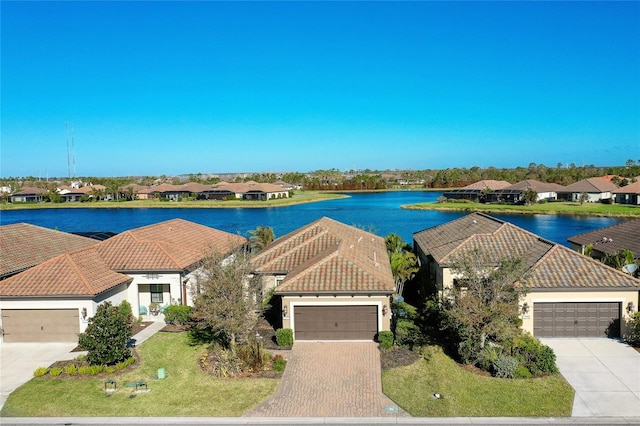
[245,341,407,418]
[541,338,640,417]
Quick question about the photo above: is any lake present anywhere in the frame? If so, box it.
[0,191,625,247]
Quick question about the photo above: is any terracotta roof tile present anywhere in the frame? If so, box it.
[462,180,512,190]
[95,218,247,271]
[613,180,640,194]
[567,219,640,258]
[560,177,618,193]
[414,213,640,291]
[0,223,98,279]
[252,217,394,295]
[0,247,132,297]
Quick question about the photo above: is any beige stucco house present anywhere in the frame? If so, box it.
[251,217,395,341]
[0,219,247,343]
[414,213,639,338]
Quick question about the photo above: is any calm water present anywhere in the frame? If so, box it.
[0,191,625,247]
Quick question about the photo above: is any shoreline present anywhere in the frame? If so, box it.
[0,192,350,211]
[401,203,640,218]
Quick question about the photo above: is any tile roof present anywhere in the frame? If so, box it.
[414,213,640,291]
[613,180,640,194]
[12,187,48,195]
[252,217,395,295]
[95,218,247,271]
[0,223,99,279]
[567,220,640,258]
[462,180,512,190]
[502,179,565,192]
[559,177,618,193]
[0,247,132,297]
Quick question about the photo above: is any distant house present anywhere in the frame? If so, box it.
[10,187,48,203]
[490,179,565,203]
[251,217,395,341]
[557,177,618,203]
[442,180,512,202]
[413,213,639,338]
[613,180,640,205]
[134,181,290,201]
[57,184,106,202]
[567,219,640,261]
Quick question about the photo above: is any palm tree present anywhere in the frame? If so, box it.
[390,250,419,296]
[249,225,275,252]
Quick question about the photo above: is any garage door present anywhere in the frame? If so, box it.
[294,306,378,340]
[533,302,621,338]
[1,309,80,343]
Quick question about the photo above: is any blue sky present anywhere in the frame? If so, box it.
[2,1,639,178]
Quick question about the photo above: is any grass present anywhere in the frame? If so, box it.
[0,332,279,417]
[382,345,574,417]
[0,191,347,210]
[403,201,640,217]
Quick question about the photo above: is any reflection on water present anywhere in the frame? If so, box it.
[0,191,625,247]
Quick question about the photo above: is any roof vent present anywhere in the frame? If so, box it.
[472,220,477,224]
[358,237,363,242]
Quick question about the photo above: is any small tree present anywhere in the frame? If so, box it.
[191,247,262,353]
[579,192,589,204]
[249,225,275,252]
[522,188,538,205]
[385,233,418,296]
[441,249,529,365]
[78,302,132,365]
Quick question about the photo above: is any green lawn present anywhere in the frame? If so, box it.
[0,332,279,417]
[0,191,347,210]
[403,201,640,217]
[382,345,574,417]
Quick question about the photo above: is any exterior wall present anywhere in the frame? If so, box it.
[615,193,640,205]
[127,272,182,318]
[520,290,639,336]
[280,295,391,339]
[538,191,557,201]
[0,297,94,343]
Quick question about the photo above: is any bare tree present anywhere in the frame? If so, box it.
[191,246,261,353]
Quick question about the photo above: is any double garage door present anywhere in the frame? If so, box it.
[294,305,378,340]
[1,309,80,343]
[533,302,621,338]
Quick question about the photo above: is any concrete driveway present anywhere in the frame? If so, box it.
[541,338,640,417]
[245,342,406,418]
[0,342,78,410]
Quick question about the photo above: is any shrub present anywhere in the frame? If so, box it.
[49,367,63,377]
[77,365,92,375]
[273,354,286,372]
[163,305,194,324]
[275,328,294,347]
[436,196,448,203]
[115,361,128,371]
[377,331,394,350]
[33,367,48,377]
[118,300,133,324]
[64,364,78,375]
[105,366,116,374]
[236,341,270,372]
[89,365,104,375]
[624,312,640,346]
[514,365,533,379]
[199,346,242,378]
[394,319,420,348]
[478,345,501,372]
[493,355,519,378]
[511,333,558,375]
[78,301,132,366]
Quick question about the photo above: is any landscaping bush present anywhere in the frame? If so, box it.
[377,331,394,350]
[78,301,132,366]
[511,333,558,376]
[273,354,286,372]
[236,340,271,372]
[163,305,194,324]
[436,196,448,203]
[33,367,48,377]
[199,346,242,378]
[514,365,533,379]
[478,345,501,372]
[493,355,518,378]
[624,312,640,346]
[394,319,420,348]
[118,300,133,325]
[275,328,294,347]
[64,364,78,375]
[49,367,63,377]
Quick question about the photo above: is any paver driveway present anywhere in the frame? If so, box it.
[245,341,406,417]
[541,338,640,417]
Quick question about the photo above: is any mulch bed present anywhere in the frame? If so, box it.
[380,346,421,370]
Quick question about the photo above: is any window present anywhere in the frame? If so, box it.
[151,284,164,303]
[276,279,283,287]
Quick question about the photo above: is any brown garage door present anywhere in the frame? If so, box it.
[1,309,80,342]
[533,302,621,338]
[294,306,378,340]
